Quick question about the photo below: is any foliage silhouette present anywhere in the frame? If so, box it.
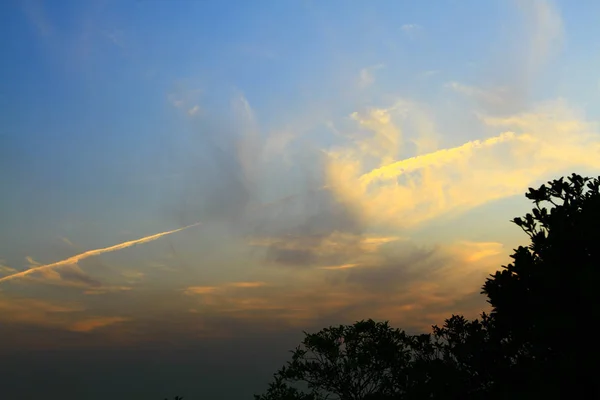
[253,319,416,400]
[481,173,600,397]
[254,317,506,399]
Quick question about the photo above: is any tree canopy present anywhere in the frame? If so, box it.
[254,173,600,400]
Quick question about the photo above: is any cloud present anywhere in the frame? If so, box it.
[0,263,16,275]
[52,265,103,287]
[167,84,203,114]
[229,281,267,288]
[472,0,564,113]
[518,0,564,75]
[13,264,103,290]
[69,316,130,333]
[169,93,277,229]
[358,64,385,88]
[323,99,600,229]
[319,263,360,270]
[359,131,518,185]
[342,243,441,293]
[0,223,201,284]
[445,81,509,106]
[238,44,278,60]
[25,256,40,266]
[455,241,504,263]
[0,296,85,329]
[187,105,200,116]
[121,270,145,282]
[21,0,53,37]
[0,295,128,334]
[169,238,505,334]
[419,70,440,78]
[184,281,267,296]
[401,23,421,38]
[250,231,402,269]
[168,94,184,108]
[61,237,75,247]
[83,286,132,295]
[103,28,125,48]
[184,286,219,295]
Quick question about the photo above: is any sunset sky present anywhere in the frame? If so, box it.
[2,0,600,398]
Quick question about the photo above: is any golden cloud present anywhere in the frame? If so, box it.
[324,99,600,229]
[0,295,85,328]
[69,317,130,333]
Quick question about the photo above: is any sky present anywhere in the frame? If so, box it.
[1,0,600,398]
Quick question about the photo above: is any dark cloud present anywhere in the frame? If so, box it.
[58,265,103,288]
[343,243,443,292]
[265,246,317,267]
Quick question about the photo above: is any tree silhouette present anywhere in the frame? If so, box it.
[254,318,501,399]
[481,173,600,397]
[255,319,422,400]
[252,173,600,399]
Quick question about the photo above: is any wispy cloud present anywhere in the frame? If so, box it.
[60,237,75,247]
[167,84,203,114]
[457,241,504,263]
[168,238,505,332]
[21,0,53,37]
[0,262,16,275]
[518,0,564,75]
[401,23,421,39]
[0,296,85,329]
[238,44,278,60]
[358,64,385,88]
[83,285,132,295]
[69,316,130,333]
[103,28,125,48]
[445,81,509,106]
[25,256,40,266]
[319,263,360,270]
[249,232,402,269]
[0,223,201,284]
[187,105,200,116]
[183,281,267,296]
[229,281,267,288]
[418,70,440,79]
[478,0,564,112]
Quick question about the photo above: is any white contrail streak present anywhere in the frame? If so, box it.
[359,132,519,185]
[0,222,201,284]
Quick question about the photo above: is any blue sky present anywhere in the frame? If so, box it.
[1,0,600,398]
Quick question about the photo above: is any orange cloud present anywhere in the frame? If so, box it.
[69,317,130,333]
[83,286,133,295]
[0,295,85,329]
[319,263,360,270]
[228,281,267,288]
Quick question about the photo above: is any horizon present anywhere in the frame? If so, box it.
[1,0,600,398]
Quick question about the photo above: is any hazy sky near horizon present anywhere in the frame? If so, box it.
[1,0,600,398]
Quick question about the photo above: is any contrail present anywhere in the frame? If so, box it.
[0,222,201,284]
[359,132,520,185]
